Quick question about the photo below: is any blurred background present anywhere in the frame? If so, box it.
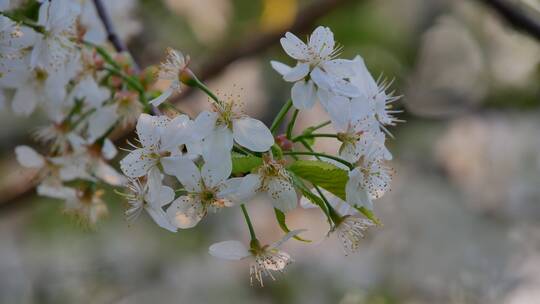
[1,0,540,303]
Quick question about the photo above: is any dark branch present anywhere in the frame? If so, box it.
[92,0,129,53]
[477,0,540,42]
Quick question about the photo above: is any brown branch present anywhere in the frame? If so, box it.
[477,0,540,42]
[0,0,354,212]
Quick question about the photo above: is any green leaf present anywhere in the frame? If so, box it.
[288,160,348,200]
[355,206,382,225]
[274,208,311,242]
[289,171,330,219]
[231,155,262,174]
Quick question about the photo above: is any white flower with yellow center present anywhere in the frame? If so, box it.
[209,230,304,286]
[235,155,297,212]
[346,159,392,211]
[271,26,360,110]
[124,171,177,232]
[165,158,242,228]
[119,113,195,185]
[192,101,274,166]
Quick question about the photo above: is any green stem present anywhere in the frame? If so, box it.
[0,11,45,33]
[293,133,338,142]
[270,99,293,134]
[240,204,257,241]
[286,109,299,139]
[298,139,320,161]
[193,78,221,105]
[283,151,354,170]
[311,120,331,131]
[313,185,341,225]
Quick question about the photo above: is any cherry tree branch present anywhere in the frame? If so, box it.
[477,0,540,41]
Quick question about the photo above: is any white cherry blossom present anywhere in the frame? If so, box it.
[119,113,195,184]
[346,159,392,211]
[165,158,242,228]
[235,155,297,212]
[31,0,81,71]
[124,172,177,232]
[350,55,402,128]
[192,102,274,166]
[209,230,304,286]
[271,26,360,110]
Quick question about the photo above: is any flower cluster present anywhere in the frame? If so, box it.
[4,0,402,287]
[3,0,144,224]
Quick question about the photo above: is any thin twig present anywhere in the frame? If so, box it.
[477,0,540,41]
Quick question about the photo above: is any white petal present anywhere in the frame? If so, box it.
[146,185,175,207]
[280,32,309,60]
[209,240,250,260]
[87,106,117,142]
[95,161,127,186]
[146,206,177,232]
[150,87,173,107]
[291,80,316,110]
[161,156,201,192]
[323,59,354,78]
[15,146,45,168]
[192,111,218,141]
[270,60,292,76]
[12,87,37,116]
[308,26,334,58]
[324,94,351,131]
[232,117,274,152]
[201,160,231,189]
[267,176,297,212]
[234,173,262,202]
[161,114,193,151]
[167,195,205,229]
[136,114,159,148]
[216,177,244,205]
[201,126,233,164]
[346,168,373,210]
[37,184,76,200]
[283,63,309,82]
[101,139,117,160]
[119,148,155,178]
[310,66,333,91]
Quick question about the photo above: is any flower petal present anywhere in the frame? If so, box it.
[270,60,292,76]
[136,114,160,148]
[346,168,373,210]
[146,205,177,232]
[95,160,126,186]
[167,195,205,229]
[15,145,45,168]
[267,176,297,212]
[161,156,201,192]
[234,173,262,202]
[209,240,250,260]
[119,148,155,178]
[101,139,117,160]
[150,86,173,107]
[280,32,309,60]
[270,229,307,249]
[216,177,244,205]
[291,80,316,110]
[308,26,334,59]
[283,63,309,82]
[192,111,218,141]
[201,126,233,165]
[232,117,274,152]
[201,159,231,189]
